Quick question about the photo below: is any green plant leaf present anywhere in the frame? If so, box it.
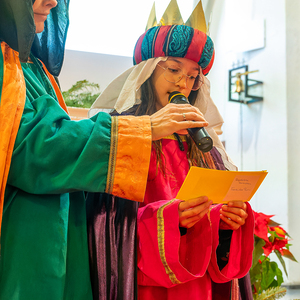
[274,250,288,277]
[250,261,262,285]
[261,260,277,290]
[252,237,266,266]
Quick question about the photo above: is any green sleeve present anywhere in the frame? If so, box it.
[7,75,112,194]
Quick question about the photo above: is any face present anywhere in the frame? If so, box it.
[33,0,58,33]
[151,57,200,111]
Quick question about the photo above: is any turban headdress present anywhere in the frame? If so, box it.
[133,24,214,76]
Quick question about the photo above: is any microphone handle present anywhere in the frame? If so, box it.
[187,127,213,153]
[168,92,213,152]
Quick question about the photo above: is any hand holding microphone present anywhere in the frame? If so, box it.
[168,91,213,153]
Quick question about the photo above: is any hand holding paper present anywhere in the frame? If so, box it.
[178,196,213,228]
[176,167,268,204]
[219,201,248,230]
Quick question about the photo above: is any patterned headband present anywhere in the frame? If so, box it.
[133,24,214,76]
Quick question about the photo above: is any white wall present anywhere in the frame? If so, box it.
[59,50,132,92]
[286,0,300,285]
[208,0,299,284]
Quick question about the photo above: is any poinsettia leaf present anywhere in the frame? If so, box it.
[252,238,266,266]
[274,249,288,277]
[261,260,277,290]
[275,266,284,286]
[285,231,291,238]
[282,249,298,262]
[268,219,281,227]
[250,261,262,285]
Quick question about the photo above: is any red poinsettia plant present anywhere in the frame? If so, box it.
[250,211,297,296]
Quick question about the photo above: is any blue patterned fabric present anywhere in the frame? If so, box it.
[198,36,214,69]
[140,27,160,62]
[164,25,193,58]
[133,25,215,75]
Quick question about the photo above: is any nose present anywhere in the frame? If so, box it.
[47,0,58,8]
[176,75,188,90]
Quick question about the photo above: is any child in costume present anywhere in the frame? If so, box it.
[88,1,254,299]
[0,1,205,299]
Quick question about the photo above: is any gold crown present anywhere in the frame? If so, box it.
[146,0,208,34]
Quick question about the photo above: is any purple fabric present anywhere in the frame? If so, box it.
[210,147,227,170]
[86,193,138,300]
[239,273,253,300]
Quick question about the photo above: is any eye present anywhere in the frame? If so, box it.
[189,74,199,81]
[167,67,181,74]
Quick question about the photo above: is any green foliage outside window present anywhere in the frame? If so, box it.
[62,80,100,108]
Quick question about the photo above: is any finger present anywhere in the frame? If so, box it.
[163,104,208,123]
[179,197,211,211]
[219,214,240,230]
[180,202,211,219]
[166,103,202,115]
[181,218,202,229]
[180,215,202,228]
[180,206,210,228]
[178,111,206,122]
[219,209,246,226]
[175,129,189,135]
[176,120,209,131]
[227,201,247,210]
[219,219,232,230]
[221,206,248,219]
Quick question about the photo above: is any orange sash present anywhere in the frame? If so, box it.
[0,42,26,235]
[40,60,69,114]
[0,42,68,236]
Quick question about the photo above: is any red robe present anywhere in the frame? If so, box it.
[137,138,254,300]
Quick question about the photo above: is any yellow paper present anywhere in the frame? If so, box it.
[176,167,268,203]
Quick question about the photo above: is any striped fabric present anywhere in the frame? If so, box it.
[133,25,214,75]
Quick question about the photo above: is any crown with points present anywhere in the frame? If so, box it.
[146,0,208,34]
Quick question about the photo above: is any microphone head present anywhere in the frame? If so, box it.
[168,91,189,104]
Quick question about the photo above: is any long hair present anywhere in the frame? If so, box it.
[129,74,212,174]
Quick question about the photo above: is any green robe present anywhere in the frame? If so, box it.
[0,52,150,299]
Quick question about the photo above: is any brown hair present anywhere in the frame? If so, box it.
[130,75,211,175]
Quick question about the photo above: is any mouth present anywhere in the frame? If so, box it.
[34,13,49,18]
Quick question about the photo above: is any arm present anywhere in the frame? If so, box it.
[7,93,152,201]
[137,199,213,288]
[208,202,254,283]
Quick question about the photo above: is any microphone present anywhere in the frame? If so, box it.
[168,91,213,153]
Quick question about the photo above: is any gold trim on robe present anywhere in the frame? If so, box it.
[157,199,182,284]
[106,115,152,202]
[106,116,119,195]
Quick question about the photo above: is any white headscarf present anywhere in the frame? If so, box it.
[89,57,237,170]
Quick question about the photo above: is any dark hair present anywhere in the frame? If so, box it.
[130,76,211,174]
